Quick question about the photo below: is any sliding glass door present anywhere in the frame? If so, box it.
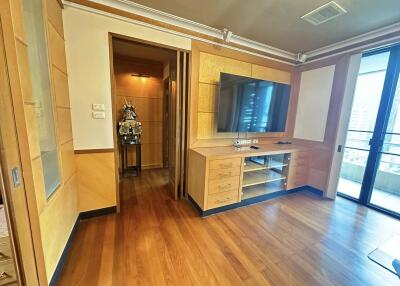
[369,66,400,214]
[337,44,400,218]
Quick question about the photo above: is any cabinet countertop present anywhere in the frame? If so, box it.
[190,144,309,159]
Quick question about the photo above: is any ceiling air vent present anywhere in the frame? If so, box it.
[301,1,347,26]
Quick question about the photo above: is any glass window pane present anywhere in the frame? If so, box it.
[348,52,390,133]
[338,148,369,199]
[370,154,400,214]
[22,0,61,198]
[370,67,400,214]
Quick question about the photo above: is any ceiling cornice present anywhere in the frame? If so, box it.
[63,0,298,63]
[63,0,400,65]
[305,22,400,60]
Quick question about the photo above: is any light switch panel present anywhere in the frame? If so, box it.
[92,111,106,119]
[92,103,105,111]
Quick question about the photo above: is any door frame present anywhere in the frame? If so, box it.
[108,33,191,207]
[0,1,48,282]
[328,44,400,220]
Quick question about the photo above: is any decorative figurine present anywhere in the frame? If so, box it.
[118,101,142,143]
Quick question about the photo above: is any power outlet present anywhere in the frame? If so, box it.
[92,103,105,111]
[92,111,106,119]
[233,139,252,146]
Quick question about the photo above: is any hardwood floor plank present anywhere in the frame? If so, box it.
[58,169,400,285]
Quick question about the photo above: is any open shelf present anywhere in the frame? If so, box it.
[244,159,288,173]
[244,161,268,172]
[242,180,286,200]
[242,170,286,188]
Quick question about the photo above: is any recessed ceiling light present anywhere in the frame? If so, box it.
[301,1,347,26]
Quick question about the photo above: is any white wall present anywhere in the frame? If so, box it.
[293,65,336,142]
[63,7,191,150]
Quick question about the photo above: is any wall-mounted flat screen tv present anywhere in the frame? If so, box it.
[217,72,291,133]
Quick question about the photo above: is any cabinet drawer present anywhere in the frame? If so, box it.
[0,260,17,285]
[208,176,240,195]
[207,190,239,209]
[209,158,241,170]
[209,167,240,180]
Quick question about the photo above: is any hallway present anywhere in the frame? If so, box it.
[57,169,400,285]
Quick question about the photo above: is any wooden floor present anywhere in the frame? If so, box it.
[58,168,400,285]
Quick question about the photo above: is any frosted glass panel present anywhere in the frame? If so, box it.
[22,0,61,198]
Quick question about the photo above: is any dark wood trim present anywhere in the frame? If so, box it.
[188,185,323,217]
[114,54,165,67]
[49,216,80,286]
[111,32,189,53]
[74,148,115,154]
[80,206,117,220]
[49,206,117,286]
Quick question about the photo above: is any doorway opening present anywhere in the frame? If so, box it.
[109,35,189,210]
[337,44,400,219]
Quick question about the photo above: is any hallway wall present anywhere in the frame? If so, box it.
[114,56,164,169]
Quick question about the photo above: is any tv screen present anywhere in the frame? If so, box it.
[217,72,291,133]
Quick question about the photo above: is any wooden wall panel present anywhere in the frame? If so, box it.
[114,58,165,169]
[198,83,217,112]
[199,52,252,84]
[46,0,64,39]
[60,140,75,183]
[252,64,291,84]
[39,175,78,278]
[53,67,70,107]
[75,152,117,212]
[57,108,73,144]
[48,24,67,73]
[191,45,293,144]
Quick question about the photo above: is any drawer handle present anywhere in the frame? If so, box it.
[220,163,233,168]
[221,172,233,177]
[0,272,10,280]
[218,183,232,189]
[0,252,9,261]
[216,197,231,203]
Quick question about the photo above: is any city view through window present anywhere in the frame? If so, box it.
[338,51,400,214]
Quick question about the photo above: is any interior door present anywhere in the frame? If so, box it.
[169,52,180,200]
[168,51,189,200]
[0,13,40,284]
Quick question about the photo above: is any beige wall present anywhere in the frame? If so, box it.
[63,6,191,150]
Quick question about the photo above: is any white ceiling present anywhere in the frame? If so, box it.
[126,0,400,53]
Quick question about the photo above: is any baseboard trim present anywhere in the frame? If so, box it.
[189,185,324,217]
[49,206,117,285]
[49,216,80,286]
[80,206,117,220]
[304,185,324,196]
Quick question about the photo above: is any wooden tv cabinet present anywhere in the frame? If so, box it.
[188,144,310,215]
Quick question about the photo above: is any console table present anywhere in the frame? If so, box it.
[120,137,141,177]
[188,144,311,216]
